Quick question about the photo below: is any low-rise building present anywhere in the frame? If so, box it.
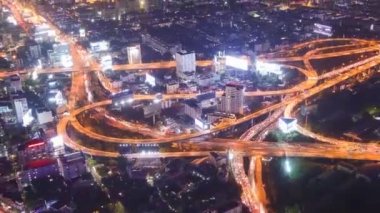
[58,152,87,180]
[18,139,49,164]
[0,99,16,124]
[166,81,179,94]
[19,158,60,186]
[9,75,22,92]
[36,108,54,125]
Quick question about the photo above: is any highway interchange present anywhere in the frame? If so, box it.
[3,0,380,212]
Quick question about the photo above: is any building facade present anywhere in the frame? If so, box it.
[175,51,196,78]
[218,83,244,114]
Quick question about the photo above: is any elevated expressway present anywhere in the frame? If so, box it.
[4,2,380,212]
[57,38,380,158]
[59,38,380,147]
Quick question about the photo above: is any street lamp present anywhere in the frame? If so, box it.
[228,151,234,160]
[126,97,134,104]
[284,158,292,174]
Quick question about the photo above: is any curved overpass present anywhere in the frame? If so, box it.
[62,38,380,149]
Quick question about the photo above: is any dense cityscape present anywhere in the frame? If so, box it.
[0,0,379,212]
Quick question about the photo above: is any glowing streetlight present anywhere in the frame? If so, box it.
[228,151,234,160]
[32,70,38,80]
[126,98,134,104]
[284,159,292,174]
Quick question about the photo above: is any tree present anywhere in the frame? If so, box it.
[285,204,301,213]
[109,201,126,213]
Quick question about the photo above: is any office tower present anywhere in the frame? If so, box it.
[218,83,244,114]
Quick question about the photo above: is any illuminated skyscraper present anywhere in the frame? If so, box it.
[175,51,196,78]
[218,83,245,114]
[12,94,29,124]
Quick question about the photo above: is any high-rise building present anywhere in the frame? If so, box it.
[9,74,23,92]
[11,94,29,124]
[218,83,245,114]
[213,51,226,74]
[127,44,142,64]
[28,42,42,60]
[175,51,196,78]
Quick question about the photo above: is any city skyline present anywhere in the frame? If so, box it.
[0,0,379,212]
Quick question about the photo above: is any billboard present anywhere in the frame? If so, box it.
[225,56,248,71]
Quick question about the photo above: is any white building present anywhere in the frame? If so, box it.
[9,75,22,92]
[278,117,298,133]
[48,44,73,68]
[12,95,28,124]
[175,51,196,78]
[36,109,54,125]
[218,83,244,114]
[47,89,64,106]
[166,81,179,94]
[127,44,142,64]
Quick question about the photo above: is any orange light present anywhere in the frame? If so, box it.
[27,142,44,148]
